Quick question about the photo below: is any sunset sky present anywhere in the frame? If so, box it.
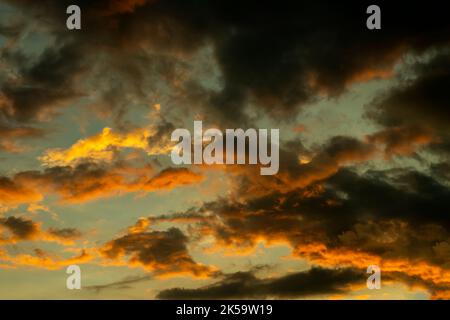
[0,0,449,299]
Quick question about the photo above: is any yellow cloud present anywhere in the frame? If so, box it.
[39,126,171,167]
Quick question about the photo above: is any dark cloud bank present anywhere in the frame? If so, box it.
[158,267,364,299]
[2,0,450,125]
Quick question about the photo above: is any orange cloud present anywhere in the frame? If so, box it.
[145,204,450,298]
[40,126,172,167]
[0,163,203,205]
[367,126,434,158]
[138,167,204,192]
[0,216,82,245]
[293,243,450,296]
[347,68,393,84]
[0,177,43,206]
[0,249,93,270]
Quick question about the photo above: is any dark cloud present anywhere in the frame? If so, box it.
[0,20,25,39]
[428,141,450,159]
[0,42,85,122]
[146,120,176,151]
[0,215,83,245]
[4,0,450,124]
[366,126,434,158]
[47,227,82,240]
[0,216,39,240]
[367,50,450,163]
[325,169,450,227]
[368,51,450,133]
[224,135,376,199]
[157,267,364,299]
[431,162,450,183]
[100,227,216,278]
[145,164,450,292]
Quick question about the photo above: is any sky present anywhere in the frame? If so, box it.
[0,0,449,299]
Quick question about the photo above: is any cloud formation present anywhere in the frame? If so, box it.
[0,215,82,245]
[158,267,364,299]
[100,226,217,278]
[3,0,450,125]
[39,126,172,167]
[0,162,203,204]
[0,125,45,153]
[0,0,449,299]
[143,165,450,297]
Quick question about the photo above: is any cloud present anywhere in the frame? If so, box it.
[1,0,449,299]
[145,165,450,296]
[218,128,436,204]
[142,167,203,191]
[366,51,450,160]
[0,177,43,206]
[157,267,364,299]
[0,215,82,245]
[85,274,152,293]
[366,126,434,158]
[0,125,45,153]
[431,163,450,183]
[0,162,203,204]
[101,0,151,15]
[100,227,217,278]
[0,216,87,271]
[0,216,39,241]
[0,42,85,122]
[46,227,82,244]
[368,51,450,133]
[39,126,172,167]
[288,136,376,188]
[0,248,93,270]
[4,0,450,124]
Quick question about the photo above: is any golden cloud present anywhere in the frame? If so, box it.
[39,126,172,167]
[0,249,93,270]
